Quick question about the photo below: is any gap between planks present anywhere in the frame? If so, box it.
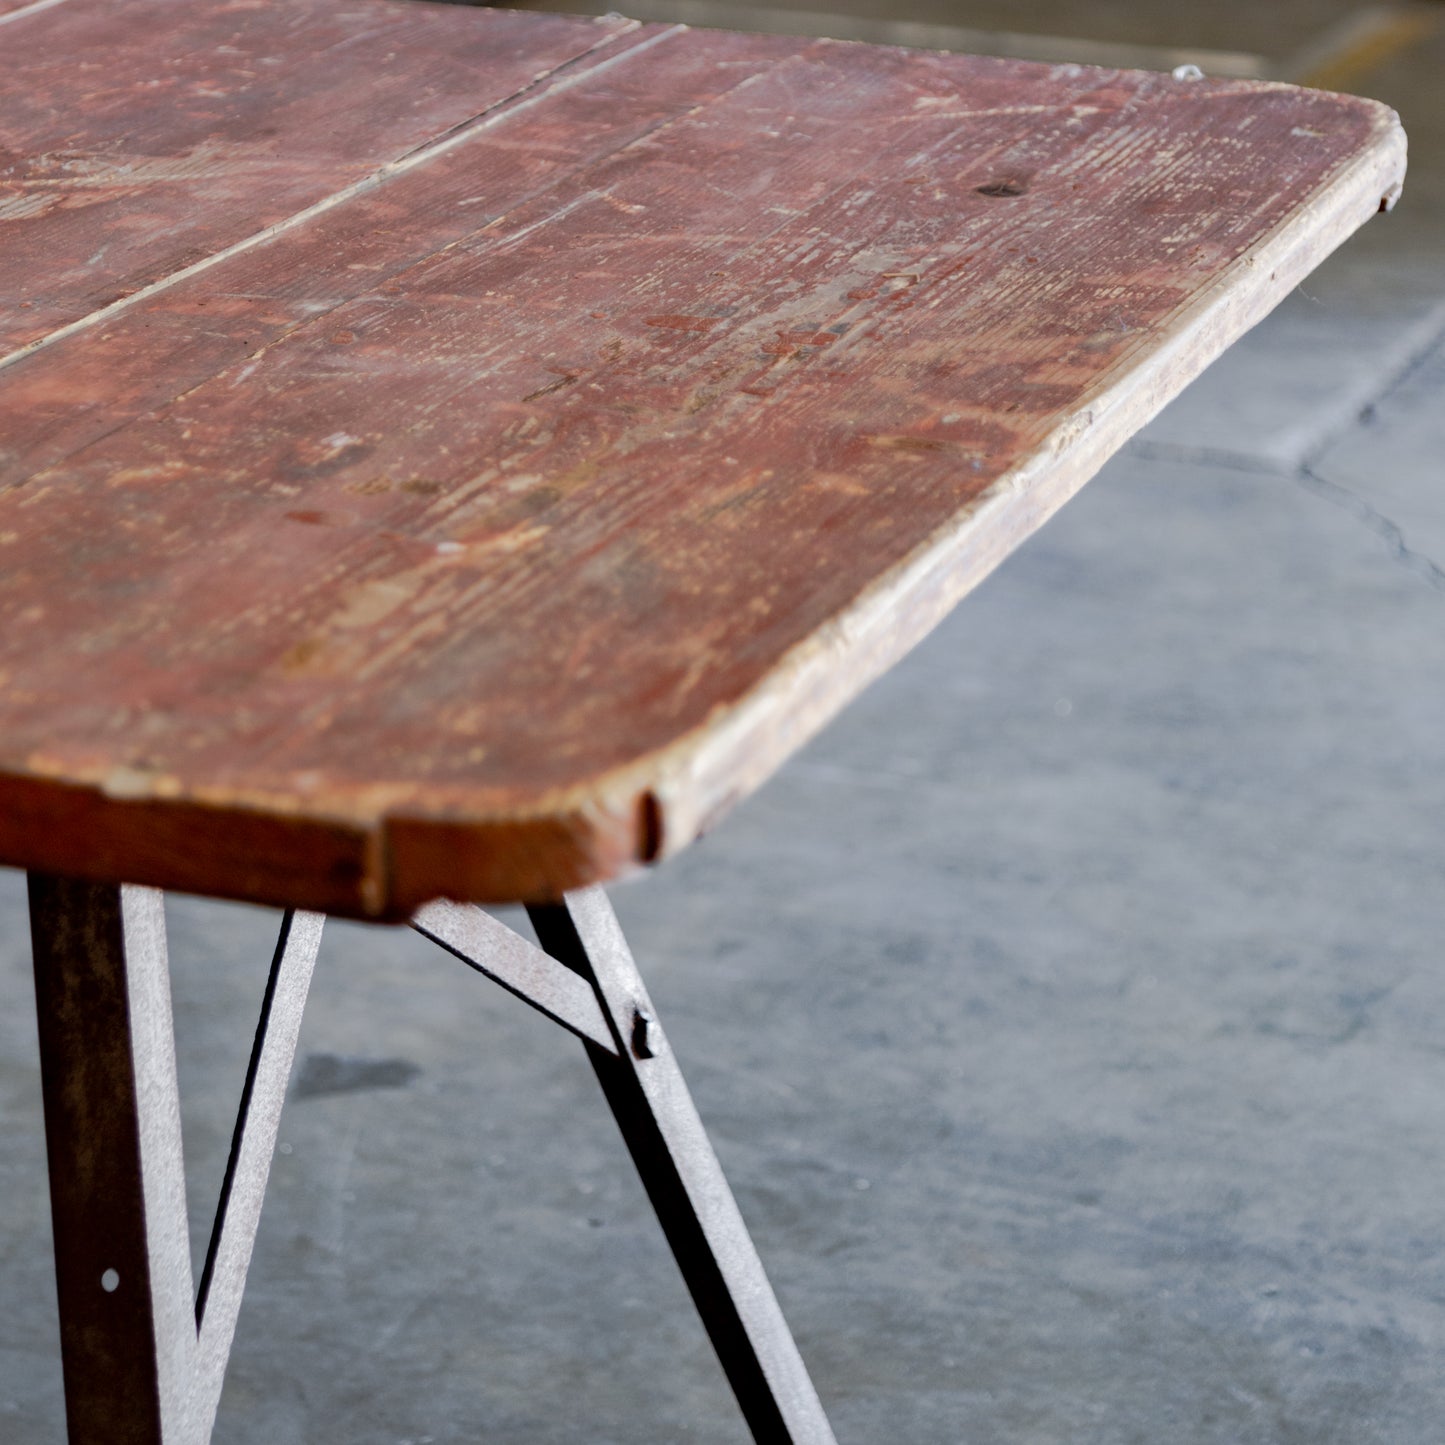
[0,0,75,30]
[0,16,684,378]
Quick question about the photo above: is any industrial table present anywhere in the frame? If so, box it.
[0,0,1406,1440]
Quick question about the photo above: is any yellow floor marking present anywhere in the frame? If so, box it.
[1290,5,1441,89]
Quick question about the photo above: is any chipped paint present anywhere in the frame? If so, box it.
[0,0,1407,915]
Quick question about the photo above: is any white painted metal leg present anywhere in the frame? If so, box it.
[529,888,838,1445]
[29,876,321,1445]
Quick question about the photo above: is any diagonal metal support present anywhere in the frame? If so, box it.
[28,875,322,1445]
[412,898,617,1052]
[528,887,838,1445]
[411,890,835,1441]
[194,908,323,1437]
[35,874,827,1444]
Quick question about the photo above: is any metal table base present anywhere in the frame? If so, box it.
[29,876,835,1445]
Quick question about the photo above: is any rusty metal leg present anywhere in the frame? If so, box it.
[527,887,838,1445]
[30,876,198,1445]
[28,875,322,1445]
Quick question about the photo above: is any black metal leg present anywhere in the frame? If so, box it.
[28,875,321,1445]
[528,887,837,1445]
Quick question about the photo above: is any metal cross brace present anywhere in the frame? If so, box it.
[28,877,835,1445]
[417,888,836,1444]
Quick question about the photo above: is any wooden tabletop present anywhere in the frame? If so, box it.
[0,0,1405,917]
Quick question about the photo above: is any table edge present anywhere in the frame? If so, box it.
[0,93,1407,919]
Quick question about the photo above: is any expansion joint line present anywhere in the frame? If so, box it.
[1295,464,1445,595]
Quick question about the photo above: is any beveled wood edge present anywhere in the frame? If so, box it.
[547,96,1410,890]
[0,768,643,917]
[0,98,1406,919]
[634,99,1409,844]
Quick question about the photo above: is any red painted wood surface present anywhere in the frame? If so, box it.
[0,0,1406,915]
[0,0,638,352]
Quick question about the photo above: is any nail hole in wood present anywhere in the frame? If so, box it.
[976,180,1027,198]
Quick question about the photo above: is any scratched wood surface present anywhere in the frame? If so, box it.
[0,0,1406,916]
[0,0,638,353]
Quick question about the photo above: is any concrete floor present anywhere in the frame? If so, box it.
[4,5,1445,1442]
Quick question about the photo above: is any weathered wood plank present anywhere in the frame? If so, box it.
[0,21,812,485]
[0,0,640,353]
[0,1,1406,915]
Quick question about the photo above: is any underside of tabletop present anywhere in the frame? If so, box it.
[0,0,1406,915]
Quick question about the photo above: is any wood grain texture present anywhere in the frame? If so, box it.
[0,0,640,353]
[0,0,1406,915]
